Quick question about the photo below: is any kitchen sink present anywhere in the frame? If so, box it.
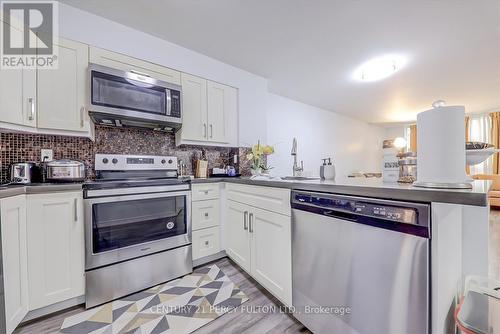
[281,176,320,181]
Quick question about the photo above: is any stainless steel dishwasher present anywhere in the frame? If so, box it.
[291,190,430,334]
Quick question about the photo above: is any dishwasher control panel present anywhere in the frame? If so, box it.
[293,192,422,225]
[354,202,417,225]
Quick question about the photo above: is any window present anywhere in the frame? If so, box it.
[468,114,492,175]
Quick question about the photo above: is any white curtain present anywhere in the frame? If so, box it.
[468,113,493,175]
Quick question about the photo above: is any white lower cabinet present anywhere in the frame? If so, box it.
[1,195,29,334]
[225,193,292,306]
[225,200,252,272]
[191,184,222,261]
[26,192,85,310]
[192,227,221,260]
[250,206,292,306]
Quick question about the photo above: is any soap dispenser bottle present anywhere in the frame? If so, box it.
[320,158,328,179]
[323,158,336,180]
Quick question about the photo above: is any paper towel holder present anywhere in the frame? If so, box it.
[432,100,446,108]
[412,100,473,190]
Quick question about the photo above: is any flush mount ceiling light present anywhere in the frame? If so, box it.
[353,55,408,82]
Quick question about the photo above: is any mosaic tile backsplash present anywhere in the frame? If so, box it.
[0,126,250,182]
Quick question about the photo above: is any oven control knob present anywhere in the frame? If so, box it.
[102,158,109,164]
[168,159,173,164]
[161,159,166,164]
[112,158,118,164]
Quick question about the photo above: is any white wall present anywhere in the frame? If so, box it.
[266,94,384,178]
[384,126,407,140]
[59,4,385,175]
[58,3,268,146]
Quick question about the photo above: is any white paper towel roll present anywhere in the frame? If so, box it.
[415,104,469,186]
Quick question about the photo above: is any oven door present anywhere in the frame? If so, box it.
[84,190,191,270]
[89,64,181,125]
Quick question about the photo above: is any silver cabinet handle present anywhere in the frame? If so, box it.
[243,211,248,230]
[210,124,213,138]
[203,123,207,138]
[28,97,35,121]
[249,213,254,233]
[80,106,85,127]
[74,198,78,222]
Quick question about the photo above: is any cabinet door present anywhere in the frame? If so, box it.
[225,200,251,272]
[0,18,36,128]
[1,195,28,334]
[192,199,220,231]
[37,38,89,132]
[250,206,292,306]
[90,47,181,84]
[26,192,85,310]
[180,73,208,141]
[192,226,221,260]
[207,81,236,144]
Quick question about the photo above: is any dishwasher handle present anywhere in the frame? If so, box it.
[322,209,357,222]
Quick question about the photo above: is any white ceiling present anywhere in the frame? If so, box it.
[63,0,500,123]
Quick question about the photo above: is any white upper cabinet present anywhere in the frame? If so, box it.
[90,46,181,85]
[1,195,29,334]
[0,19,36,128]
[176,75,238,146]
[207,81,237,144]
[0,37,91,137]
[26,192,85,310]
[178,73,208,141]
[0,68,36,128]
[37,38,89,132]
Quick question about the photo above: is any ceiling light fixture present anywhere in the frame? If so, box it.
[353,55,408,82]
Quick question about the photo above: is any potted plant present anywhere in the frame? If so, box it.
[246,141,274,176]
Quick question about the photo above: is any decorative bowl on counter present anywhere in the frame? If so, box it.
[466,142,498,166]
[466,148,498,166]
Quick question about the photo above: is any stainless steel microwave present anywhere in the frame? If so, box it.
[88,63,182,131]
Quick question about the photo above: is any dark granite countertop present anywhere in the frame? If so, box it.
[0,177,489,207]
[0,182,83,199]
[192,176,491,207]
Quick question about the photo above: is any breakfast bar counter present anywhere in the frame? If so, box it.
[191,177,491,207]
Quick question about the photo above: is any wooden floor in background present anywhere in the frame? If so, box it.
[15,257,311,334]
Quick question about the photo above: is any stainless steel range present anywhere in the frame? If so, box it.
[83,154,192,308]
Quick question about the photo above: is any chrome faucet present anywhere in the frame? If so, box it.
[291,137,304,176]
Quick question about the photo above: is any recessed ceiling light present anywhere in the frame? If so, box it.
[353,55,408,82]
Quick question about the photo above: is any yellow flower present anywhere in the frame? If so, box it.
[252,144,264,156]
[246,153,254,160]
[263,145,274,155]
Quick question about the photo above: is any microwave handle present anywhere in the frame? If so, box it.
[166,90,172,116]
[129,70,151,77]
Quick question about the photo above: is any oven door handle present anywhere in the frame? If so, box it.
[85,190,191,204]
[85,184,190,198]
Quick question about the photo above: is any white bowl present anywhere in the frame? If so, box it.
[466,148,498,166]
